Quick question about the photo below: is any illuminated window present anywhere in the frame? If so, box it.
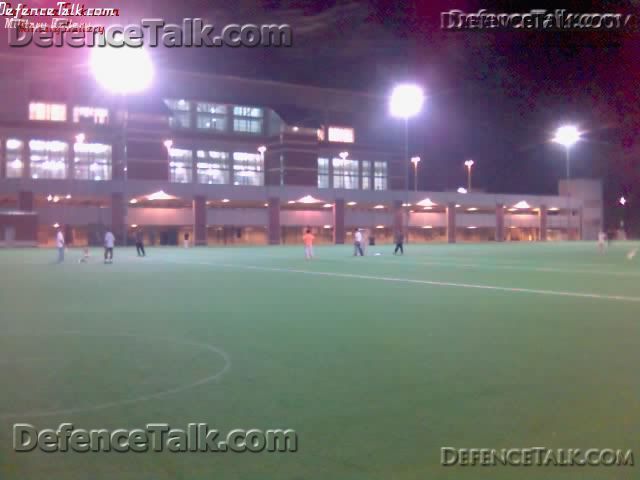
[164,99,191,128]
[332,157,359,189]
[168,148,193,183]
[233,152,263,186]
[233,106,263,134]
[74,142,112,181]
[317,128,325,142]
[29,140,68,179]
[29,102,67,122]
[318,157,329,188]
[196,102,227,131]
[5,139,24,178]
[374,161,387,190]
[196,150,229,184]
[73,106,109,125]
[328,126,354,143]
[362,160,372,190]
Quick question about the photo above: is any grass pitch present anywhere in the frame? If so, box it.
[1,241,640,479]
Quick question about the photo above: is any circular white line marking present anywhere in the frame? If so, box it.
[0,332,231,419]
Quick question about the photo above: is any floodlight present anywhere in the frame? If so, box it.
[390,84,425,118]
[552,125,581,148]
[90,45,153,95]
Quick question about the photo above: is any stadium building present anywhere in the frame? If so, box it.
[0,55,602,247]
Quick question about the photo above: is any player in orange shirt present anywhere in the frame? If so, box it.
[302,228,315,260]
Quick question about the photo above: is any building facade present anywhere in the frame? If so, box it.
[0,55,602,247]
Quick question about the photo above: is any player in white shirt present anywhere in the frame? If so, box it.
[104,231,115,264]
[56,228,65,263]
[597,231,606,253]
[353,228,364,256]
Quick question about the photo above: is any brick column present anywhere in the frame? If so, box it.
[446,202,456,244]
[111,192,125,245]
[538,205,548,241]
[495,204,505,242]
[18,191,34,211]
[193,195,207,246]
[267,197,281,245]
[333,198,345,244]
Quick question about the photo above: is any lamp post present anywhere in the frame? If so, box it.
[619,196,627,233]
[552,125,581,241]
[410,156,420,191]
[90,45,153,246]
[464,159,474,192]
[390,84,425,238]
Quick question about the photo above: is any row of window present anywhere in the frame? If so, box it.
[318,158,387,190]
[164,100,265,135]
[29,103,109,125]
[168,148,263,186]
[4,139,112,181]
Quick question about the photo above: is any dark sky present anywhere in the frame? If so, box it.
[5,0,640,231]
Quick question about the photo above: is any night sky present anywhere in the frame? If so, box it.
[5,0,640,232]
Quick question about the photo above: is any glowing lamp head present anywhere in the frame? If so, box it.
[411,156,421,165]
[338,151,349,160]
[75,133,85,144]
[553,125,581,148]
[163,139,173,150]
[90,45,153,95]
[619,196,627,206]
[390,84,425,119]
[257,145,267,155]
[464,159,474,168]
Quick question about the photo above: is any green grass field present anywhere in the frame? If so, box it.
[1,241,640,479]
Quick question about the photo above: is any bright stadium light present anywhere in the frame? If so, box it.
[619,196,627,206]
[389,84,425,119]
[552,125,581,148]
[90,45,153,95]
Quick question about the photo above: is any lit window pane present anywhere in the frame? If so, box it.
[164,99,191,128]
[332,158,358,190]
[374,161,387,190]
[74,142,112,181]
[169,148,193,183]
[362,160,372,190]
[233,151,263,186]
[196,150,229,184]
[73,106,109,125]
[5,139,24,178]
[328,126,354,143]
[29,139,69,179]
[29,102,67,122]
[233,106,263,134]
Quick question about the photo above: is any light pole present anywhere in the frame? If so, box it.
[464,159,474,192]
[552,125,581,241]
[390,84,425,238]
[619,196,627,233]
[410,156,420,191]
[90,45,153,246]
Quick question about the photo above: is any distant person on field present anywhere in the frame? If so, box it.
[56,228,65,263]
[394,230,404,255]
[303,228,315,260]
[104,230,115,264]
[598,231,607,253]
[353,228,364,256]
[184,232,190,248]
[135,229,146,257]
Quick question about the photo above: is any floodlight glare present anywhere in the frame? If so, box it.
[552,125,581,148]
[90,45,153,95]
[389,84,425,118]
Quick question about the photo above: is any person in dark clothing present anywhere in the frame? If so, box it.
[135,229,146,257]
[393,231,404,255]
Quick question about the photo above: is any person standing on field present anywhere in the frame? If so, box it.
[302,228,315,260]
[135,229,146,257]
[104,230,115,264]
[393,230,404,255]
[353,228,364,256]
[56,227,65,263]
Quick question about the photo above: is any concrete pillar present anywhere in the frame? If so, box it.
[267,197,281,245]
[111,192,125,245]
[392,199,404,237]
[333,198,345,244]
[446,202,456,244]
[538,205,548,241]
[495,204,505,242]
[193,195,207,246]
[18,191,34,211]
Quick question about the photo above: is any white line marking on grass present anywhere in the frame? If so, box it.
[167,259,640,304]
[0,333,231,419]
